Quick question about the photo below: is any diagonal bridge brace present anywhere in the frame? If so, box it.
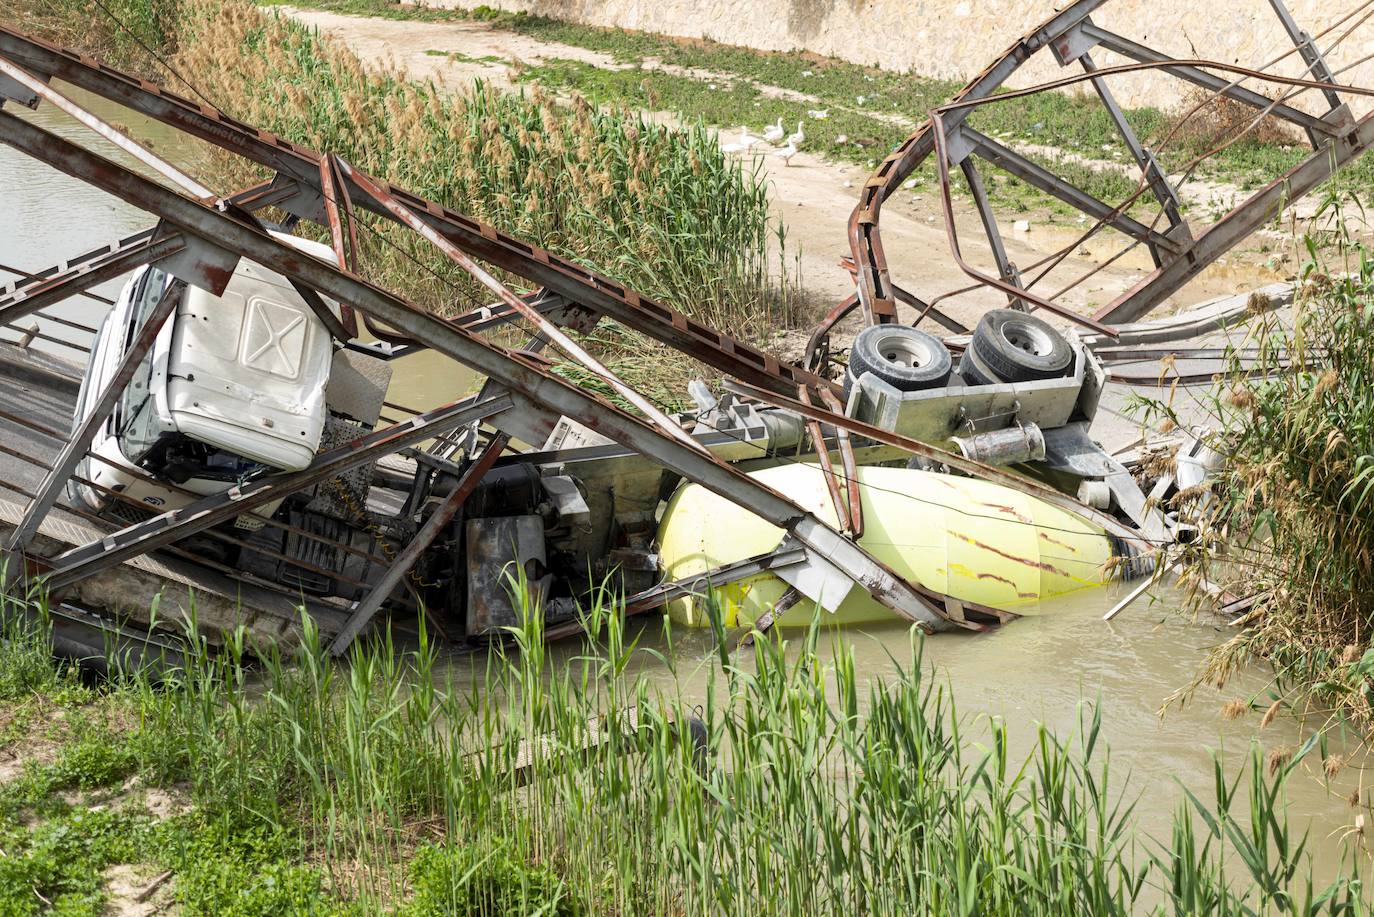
[0,25,831,397]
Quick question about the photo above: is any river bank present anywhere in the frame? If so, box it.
[0,590,1370,914]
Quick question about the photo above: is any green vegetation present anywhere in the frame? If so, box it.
[14,0,803,404]
[0,582,1369,913]
[257,0,1374,220]
[1148,198,1374,736]
[182,0,798,338]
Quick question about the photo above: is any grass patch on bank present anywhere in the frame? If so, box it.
[509,56,1147,218]
[0,582,1370,912]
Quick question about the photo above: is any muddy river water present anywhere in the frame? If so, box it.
[3,88,1370,883]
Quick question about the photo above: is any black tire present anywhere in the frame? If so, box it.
[970,309,1073,382]
[846,325,952,392]
[958,346,998,386]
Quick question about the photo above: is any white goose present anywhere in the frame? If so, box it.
[786,120,806,148]
[774,140,799,166]
[762,117,785,144]
[721,126,763,154]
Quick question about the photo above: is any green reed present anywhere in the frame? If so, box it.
[167,0,799,342]
[0,570,1367,914]
[1135,193,1374,736]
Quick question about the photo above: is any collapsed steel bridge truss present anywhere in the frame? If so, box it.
[0,0,1368,651]
[815,0,1374,364]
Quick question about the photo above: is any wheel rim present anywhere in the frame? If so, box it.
[998,320,1055,357]
[875,333,935,369]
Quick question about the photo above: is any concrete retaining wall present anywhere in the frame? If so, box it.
[437,0,1374,114]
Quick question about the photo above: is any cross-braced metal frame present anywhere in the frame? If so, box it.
[817,0,1374,366]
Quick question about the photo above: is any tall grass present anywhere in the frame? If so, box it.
[168,0,799,340]
[0,574,1367,913]
[8,0,181,76]
[1146,194,1374,733]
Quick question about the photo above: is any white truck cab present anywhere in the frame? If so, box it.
[69,232,340,525]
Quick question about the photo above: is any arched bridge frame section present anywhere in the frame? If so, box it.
[841,0,1373,347]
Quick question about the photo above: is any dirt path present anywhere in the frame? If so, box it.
[274,7,1288,334]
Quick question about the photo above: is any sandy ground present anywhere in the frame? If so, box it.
[276,7,1295,335]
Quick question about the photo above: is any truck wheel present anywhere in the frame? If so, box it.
[958,346,998,386]
[846,325,951,392]
[970,309,1072,382]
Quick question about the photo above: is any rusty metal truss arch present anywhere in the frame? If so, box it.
[843,0,1374,343]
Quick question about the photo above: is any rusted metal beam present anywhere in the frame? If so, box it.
[342,160,707,453]
[929,112,1119,337]
[798,388,850,537]
[0,263,115,308]
[965,126,1179,259]
[0,25,828,396]
[958,156,1027,309]
[1097,109,1374,324]
[1079,51,1188,234]
[1079,23,1336,137]
[0,231,184,328]
[846,0,1109,322]
[1267,0,1343,111]
[318,154,360,338]
[816,386,863,539]
[0,55,214,201]
[328,432,510,656]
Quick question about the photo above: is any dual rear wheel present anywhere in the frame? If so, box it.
[845,309,1073,392]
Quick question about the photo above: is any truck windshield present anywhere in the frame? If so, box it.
[116,267,170,463]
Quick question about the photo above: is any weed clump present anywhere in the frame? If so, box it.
[402,840,584,916]
[1161,198,1374,730]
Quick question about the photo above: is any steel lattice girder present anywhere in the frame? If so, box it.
[3,5,1352,639]
[6,280,185,552]
[41,393,518,588]
[0,230,183,327]
[0,24,830,397]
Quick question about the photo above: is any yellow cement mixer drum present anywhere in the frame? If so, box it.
[656,464,1116,628]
